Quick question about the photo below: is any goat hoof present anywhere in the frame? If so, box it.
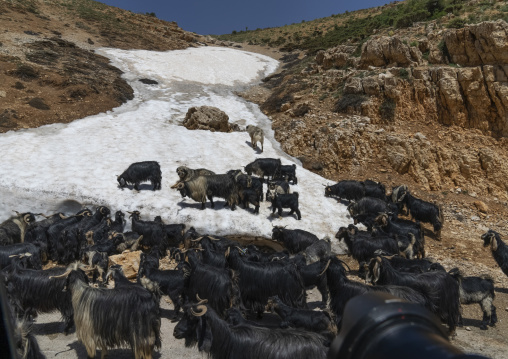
[480,325,488,330]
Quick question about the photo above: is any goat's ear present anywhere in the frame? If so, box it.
[491,237,498,251]
[197,317,213,352]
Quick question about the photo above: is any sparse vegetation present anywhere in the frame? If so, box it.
[379,97,396,122]
[334,94,368,113]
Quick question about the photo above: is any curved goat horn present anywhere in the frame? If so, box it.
[190,305,207,317]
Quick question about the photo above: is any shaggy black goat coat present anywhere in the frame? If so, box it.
[117,161,161,191]
[6,265,76,334]
[174,304,328,359]
[227,248,306,316]
[66,269,161,359]
[326,257,427,328]
[367,256,460,333]
[482,230,508,277]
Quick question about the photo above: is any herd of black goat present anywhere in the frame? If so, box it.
[1,159,507,359]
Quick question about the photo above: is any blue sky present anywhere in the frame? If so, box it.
[98,0,395,35]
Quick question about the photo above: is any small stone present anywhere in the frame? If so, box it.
[465,327,471,331]
[474,201,488,213]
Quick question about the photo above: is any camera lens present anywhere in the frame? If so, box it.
[328,292,489,359]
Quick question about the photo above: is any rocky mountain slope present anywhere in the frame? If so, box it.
[0,0,198,130]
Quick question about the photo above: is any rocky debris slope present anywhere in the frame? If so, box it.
[260,20,508,200]
[0,0,198,132]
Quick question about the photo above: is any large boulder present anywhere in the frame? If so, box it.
[183,106,233,132]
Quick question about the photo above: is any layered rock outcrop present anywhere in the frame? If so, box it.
[264,20,508,199]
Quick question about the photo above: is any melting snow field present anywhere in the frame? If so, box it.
[0,46,349,252]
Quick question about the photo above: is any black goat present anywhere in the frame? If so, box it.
[301,237,331,264]
[173,301,328,359]
[347,197,398,221]
[226,307,267,328]
[128,211,168,255]
[291,255,330,306]
[271,226,318,254]
[267,295,336,338]
[238,188,260,214]
[227,247,306,317]
[395,187,443,240]
[270,192,301,220]
[57,206,110,264]
[362,180,387,201]
[184,251,240,317]
[137,252,186,321]
[325,257,427,328]
[324,180,365,201]
[0,243,43,270]
[266,179,290,201]
[375,213,425,258]
[276,164,297,184]
[117,161,162,191]
[1,277,46,359]
[335,225,400,264]
[58,267,161,359]
[448,268,497,330]
[47,209,91,262]
[0,211,36,245]
[24,212,65,251]
[109,210,125,234]
[481,230,508,277]
[244,158,281,180]
[366,256,460,334]
[377,253,445,273]
[199,237,228,268]
[5,263,80,334]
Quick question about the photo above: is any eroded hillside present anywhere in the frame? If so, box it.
[0,0,199,130]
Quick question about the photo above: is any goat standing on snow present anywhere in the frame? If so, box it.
[246,125,264,152]
[117,161,162,191]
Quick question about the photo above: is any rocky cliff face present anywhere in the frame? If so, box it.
[262,20,508,199]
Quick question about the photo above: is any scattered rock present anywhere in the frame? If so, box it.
[109,250,141,279]
[87,38,94,45]
[183,106,233,132]
[139,78,159,85]
[474,201,489,213]
[280,102,291,112]
[28,98,50,110]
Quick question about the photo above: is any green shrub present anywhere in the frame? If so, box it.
[399,68,409,80]
[447,18,466,28]
[438,40,450,61]
[379,98,396,122]
[334,94,368,113]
